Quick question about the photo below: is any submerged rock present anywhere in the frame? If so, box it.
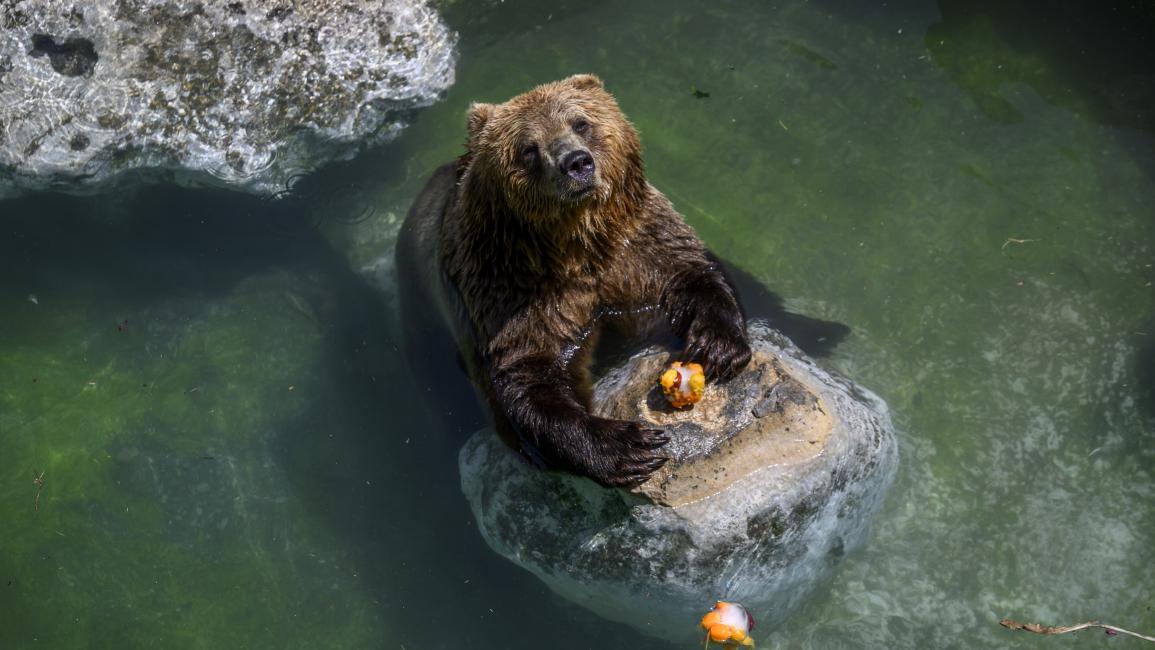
[0,1,456,198]
[459,322,898,641]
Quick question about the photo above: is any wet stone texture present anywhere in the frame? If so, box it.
[459,322,899,641]
[0,0,457,198]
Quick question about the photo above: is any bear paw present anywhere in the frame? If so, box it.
[685,324,752,382]
[584,417,670,488]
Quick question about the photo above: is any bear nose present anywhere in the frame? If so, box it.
[559,149,594,181]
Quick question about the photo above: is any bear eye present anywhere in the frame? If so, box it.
[572,119,591,136]
[520,143,539,164]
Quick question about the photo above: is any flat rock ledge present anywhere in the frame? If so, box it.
[459,322,898,642]
[0,1,456,198]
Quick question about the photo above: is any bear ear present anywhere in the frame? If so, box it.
[566,74,604,91]
[468,102,495,139]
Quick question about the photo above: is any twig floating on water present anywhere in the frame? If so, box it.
[1000,618,1155,643]
[33,470,45,511]
[1001,237,1039,255]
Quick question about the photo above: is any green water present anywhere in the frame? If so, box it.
[3,1,1153,648]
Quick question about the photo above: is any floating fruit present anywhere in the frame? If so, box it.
[700,600,755,648]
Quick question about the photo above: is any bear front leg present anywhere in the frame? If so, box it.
[661,264,752,381]
[489,353,669,487]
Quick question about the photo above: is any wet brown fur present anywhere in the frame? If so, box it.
[397,74,751,487]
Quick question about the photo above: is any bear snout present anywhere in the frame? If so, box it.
[559,149,595,185]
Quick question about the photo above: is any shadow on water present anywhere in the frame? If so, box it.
[923,0,1155,131]
[810,0,1155,181]
[723,261,851,359]
[923,0,1155,183]
[0,191,296,305]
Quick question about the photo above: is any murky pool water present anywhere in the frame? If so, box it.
[2,0,1153,647]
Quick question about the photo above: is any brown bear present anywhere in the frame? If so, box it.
[396,74,751,487]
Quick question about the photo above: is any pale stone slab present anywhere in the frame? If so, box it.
[0,1,457,198]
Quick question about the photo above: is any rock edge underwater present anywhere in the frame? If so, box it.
[459,322,898,641]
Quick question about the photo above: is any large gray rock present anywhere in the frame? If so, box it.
[459,322,898,642]
[0,0,456,197]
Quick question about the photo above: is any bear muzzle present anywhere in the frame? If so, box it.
[560,149,595,182]
[557,148,596,200]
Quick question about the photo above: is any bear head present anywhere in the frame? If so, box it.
[463,74,646,225]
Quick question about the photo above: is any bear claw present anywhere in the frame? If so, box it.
[585,418,670,487]
[686,329,752,382]
[606,455,669,488]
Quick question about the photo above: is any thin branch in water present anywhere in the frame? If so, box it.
[33,470,45,511]
[1000,237,1039,255]
[1001,618,1155,643]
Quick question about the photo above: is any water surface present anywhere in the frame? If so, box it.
[2,1,1153,648]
